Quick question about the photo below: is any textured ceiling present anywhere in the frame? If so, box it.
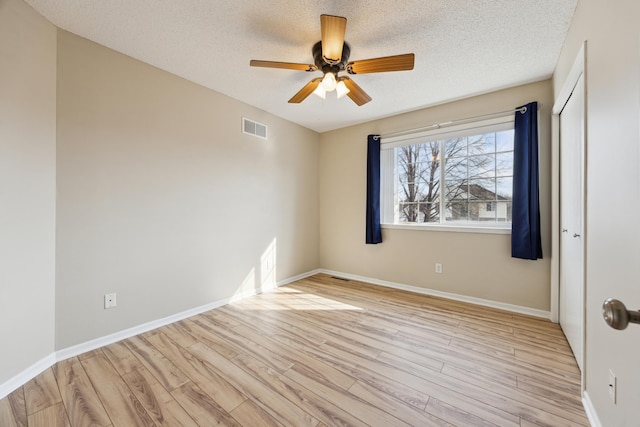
[25,0,578,133]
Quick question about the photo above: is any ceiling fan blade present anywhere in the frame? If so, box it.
[320,14,347,64]
[288,78,323,103]
[346,53,415,74]
[341,77,372,106]
[250,60,317,72]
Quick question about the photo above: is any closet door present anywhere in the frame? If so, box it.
[559,73,585,371]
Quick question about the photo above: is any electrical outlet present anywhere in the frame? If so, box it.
[104,293,117,309]
[608,369,617,403]
[435,263,443,274]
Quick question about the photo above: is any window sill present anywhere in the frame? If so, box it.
[381,223,511,235]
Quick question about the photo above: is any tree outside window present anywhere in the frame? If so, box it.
[395,130,513,224]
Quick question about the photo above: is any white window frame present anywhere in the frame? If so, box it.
[380,115,514,234]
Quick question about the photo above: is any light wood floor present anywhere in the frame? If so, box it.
[0,274,589,426]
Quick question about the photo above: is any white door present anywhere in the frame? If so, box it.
[559,73,585,371]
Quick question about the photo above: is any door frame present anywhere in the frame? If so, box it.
[551,41,587,387]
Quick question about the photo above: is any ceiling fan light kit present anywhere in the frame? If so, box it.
[312,75,350,100]
[321,72,337,91]
[250,14,415,106]
[335,80,350,98]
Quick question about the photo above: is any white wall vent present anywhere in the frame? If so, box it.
[242,117,267,139]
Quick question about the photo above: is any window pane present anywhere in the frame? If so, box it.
[399,202,420,222]
[469,201,495,221]
[468,154,495,179]
[445,138,466,158]
[480,201,513,222]
[446,201,469,221]
[496,130,514,152]
[397,140,441,224]
[467,179,496,201]
[496,152,513,177]
[496,177,513,200]
[445,157,467,181]
[446,180,468,200]
[420,141,441,163]
[421,181,440,203]
[498,202,512,222]
[468,134,494,156]
[445,178,475,222]
[416,163,438,184]
[398,174,411,184]
[419,202,440,223]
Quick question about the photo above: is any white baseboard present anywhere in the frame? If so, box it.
[582,391,602,427]
[55,298,234,363]
[316,269,552,320]
[0,353,57,400]
[278,269,322,287]
[55,269,323,362]
[0,269,321,400]
[1,267,549,400]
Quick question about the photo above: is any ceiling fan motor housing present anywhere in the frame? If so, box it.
[313,41,351,75]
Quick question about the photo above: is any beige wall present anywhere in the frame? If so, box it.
[0,0,57,386]
[554,0,640,423]
[55,31,319,349]
[319,81,553,311]
[10,1,623,413]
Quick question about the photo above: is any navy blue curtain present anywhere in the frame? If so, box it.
[366,135,382,244]
[511,102,542,260]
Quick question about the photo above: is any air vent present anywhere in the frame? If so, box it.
[330,276,351,282]
[242,117,267,139]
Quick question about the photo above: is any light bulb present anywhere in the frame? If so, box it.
[313,84,326,99]
[321,73,337,92]
[336,80,350,99]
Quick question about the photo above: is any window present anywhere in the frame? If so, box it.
[380,116,514,229]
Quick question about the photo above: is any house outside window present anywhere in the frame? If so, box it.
[380,116,514,229]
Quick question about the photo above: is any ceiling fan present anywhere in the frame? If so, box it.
[250,14,415,106]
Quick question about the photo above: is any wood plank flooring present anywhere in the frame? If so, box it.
[0,274,589,426]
